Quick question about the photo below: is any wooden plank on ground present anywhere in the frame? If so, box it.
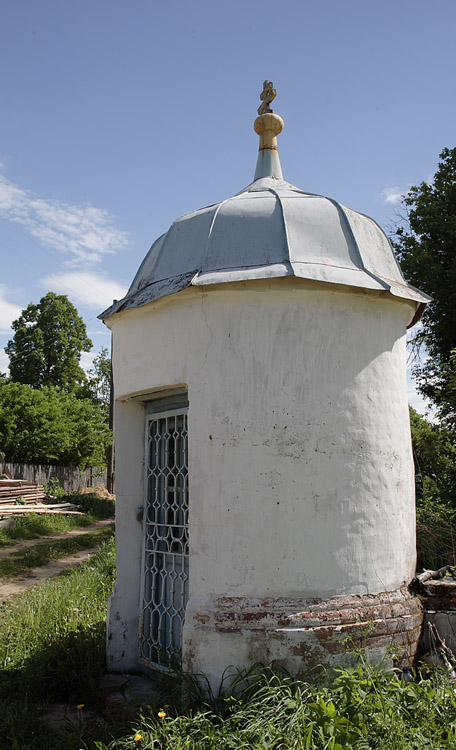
[0,478,46,505]
[0,501,83,516]
[0,508,84,516]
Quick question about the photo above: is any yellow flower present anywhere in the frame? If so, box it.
[77,703,84,710]
[134,733,142,743]
[158,709,167,718]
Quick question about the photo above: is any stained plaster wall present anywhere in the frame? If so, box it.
[105,278,417,674]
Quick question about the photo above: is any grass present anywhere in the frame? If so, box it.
[0,493,456,749]
[0,492,115,547]
[0,491,116,747]
[0,512,97,546]
[2,597,456,750]
[1,539,456,750]
[0,537,116,698]
[71,492,116,520]
[104,663,456,750]
[0,523,114,579]
[0,537,117,749]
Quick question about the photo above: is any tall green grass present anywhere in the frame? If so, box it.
[0,512,95,546]
[70,492,115,520]
[101,662,456,750]
[0,537,116,704]
[0,492,115,547]
[0,524,114,578]
[1,498,456,749]
[0,537,117,748]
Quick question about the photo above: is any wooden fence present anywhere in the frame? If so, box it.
[0,463,107,493]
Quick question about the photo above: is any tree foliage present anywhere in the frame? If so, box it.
[1,294,113,468]
[82,346,111,422]
[5,292,92,393]
[410,406,456,508]
[393,147,456,428]
[0,381,112,467]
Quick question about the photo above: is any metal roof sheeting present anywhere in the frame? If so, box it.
[100,176,429,321]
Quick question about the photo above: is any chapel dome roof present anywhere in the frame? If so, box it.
[101,86,429,324]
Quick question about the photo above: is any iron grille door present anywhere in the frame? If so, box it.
[140,407,189,669]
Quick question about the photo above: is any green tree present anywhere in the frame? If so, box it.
[5,292,92,393]
[0,381,112,467]
[83,346,111,422]
[393,147,456,428]
[410,406,456,508]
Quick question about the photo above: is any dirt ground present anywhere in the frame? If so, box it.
[0,518,114,601]
[78,484,115,500]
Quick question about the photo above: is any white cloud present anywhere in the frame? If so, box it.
[407,347,437,422]
[0,285,23,332]
[380,185,410,205]
[0,172,129,266]
[40,272,128,310]
[80,350,97,374]
[407,381,435,419]
[0,349,10,375]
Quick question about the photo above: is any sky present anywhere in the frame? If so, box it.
[1,0,455,415]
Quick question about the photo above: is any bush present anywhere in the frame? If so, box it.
[0,381,112,467]
[68,492,115,519]
[416,500,456,570]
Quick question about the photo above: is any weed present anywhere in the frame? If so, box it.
[0,579,455,749]
[43,477,66,498]
[98,662,456,749]
[0,514,89,546]
[416,501,456,570]
[0,538,116,704]
[0,523,114,578]
[1,498,456,749]
[0,496,114,547]
[69,492,116,520]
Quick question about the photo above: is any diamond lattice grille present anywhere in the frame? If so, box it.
[140,410,189,669]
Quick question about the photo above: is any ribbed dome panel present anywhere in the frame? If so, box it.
[101,178,429,320]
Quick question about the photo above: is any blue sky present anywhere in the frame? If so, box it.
[1,0,455,414]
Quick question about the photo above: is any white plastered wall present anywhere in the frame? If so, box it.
[105,278,417,673]
[106,400,145,670]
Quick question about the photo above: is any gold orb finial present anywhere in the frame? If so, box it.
[253,81,284,180]
[254,112,284,139]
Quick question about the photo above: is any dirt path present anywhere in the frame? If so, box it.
[0,546,102,600]
[0,518,113,559]
[0,518,114,601]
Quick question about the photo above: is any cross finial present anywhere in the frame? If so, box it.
[253,82,284,180]
[258,80,277,115]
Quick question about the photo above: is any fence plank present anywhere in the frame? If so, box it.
[0,463,107,493]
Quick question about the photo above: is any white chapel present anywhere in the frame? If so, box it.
[101,82,428,689]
